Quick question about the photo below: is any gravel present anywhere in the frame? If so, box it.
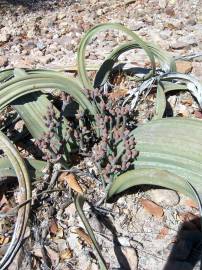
[0,0,202,270]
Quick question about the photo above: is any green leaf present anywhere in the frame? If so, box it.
[77,23,156,89]
[109,118,202,208]
[13,68,27,77]
[155,73,202,116]
[186,182,202,230]
[154,82,167,119]
[0,132,31,269]
[0,157,46,180]
[0,69,99,164]
[154,80,192,119]
[107,168,189,198]
[117,117,202,195]
[0,69,97,116]
[13,92,55,138]
[0,69,14,83]
[12,92,74,160]
[107,168,202,208]
[94,41,176,88]
[154,80,194,118]
[161,72,202,100]
[75,194,108,270]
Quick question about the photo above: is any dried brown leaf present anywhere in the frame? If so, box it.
[0,194,12,214]
[75,227,93,247]
[110,72,126,85]
[59,173,83,194]
[140,199,164,218]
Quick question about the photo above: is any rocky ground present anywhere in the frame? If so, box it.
[0,0,201,76]
[0,0,202,269]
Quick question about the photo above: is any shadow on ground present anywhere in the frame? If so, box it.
[0,0,77,11]
[93,201,202,269]
[106,186,202,269]
[164,217,202,270]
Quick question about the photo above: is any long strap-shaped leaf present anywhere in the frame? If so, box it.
[161,73,202,100]
[107,168,202,225]
[13,92,55,138]
[75,194,108,270]
[0,69,97,116]
[187,182,202,230]
[117,118,202,194]
[154,73,202,118]
[0,70,75,165]
[107,168,190,199]
[0,132,31,270]
[108,169,202,214]
[12,92,74,157]
[154,81,167,119]
[0,158,46,179]
[154,81,189,119]
[94,41,176,88]
[77,23,156,89]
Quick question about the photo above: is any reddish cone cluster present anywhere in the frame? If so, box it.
[81,87,138,184]
[34,87,138,184]
[35,103,68,162]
